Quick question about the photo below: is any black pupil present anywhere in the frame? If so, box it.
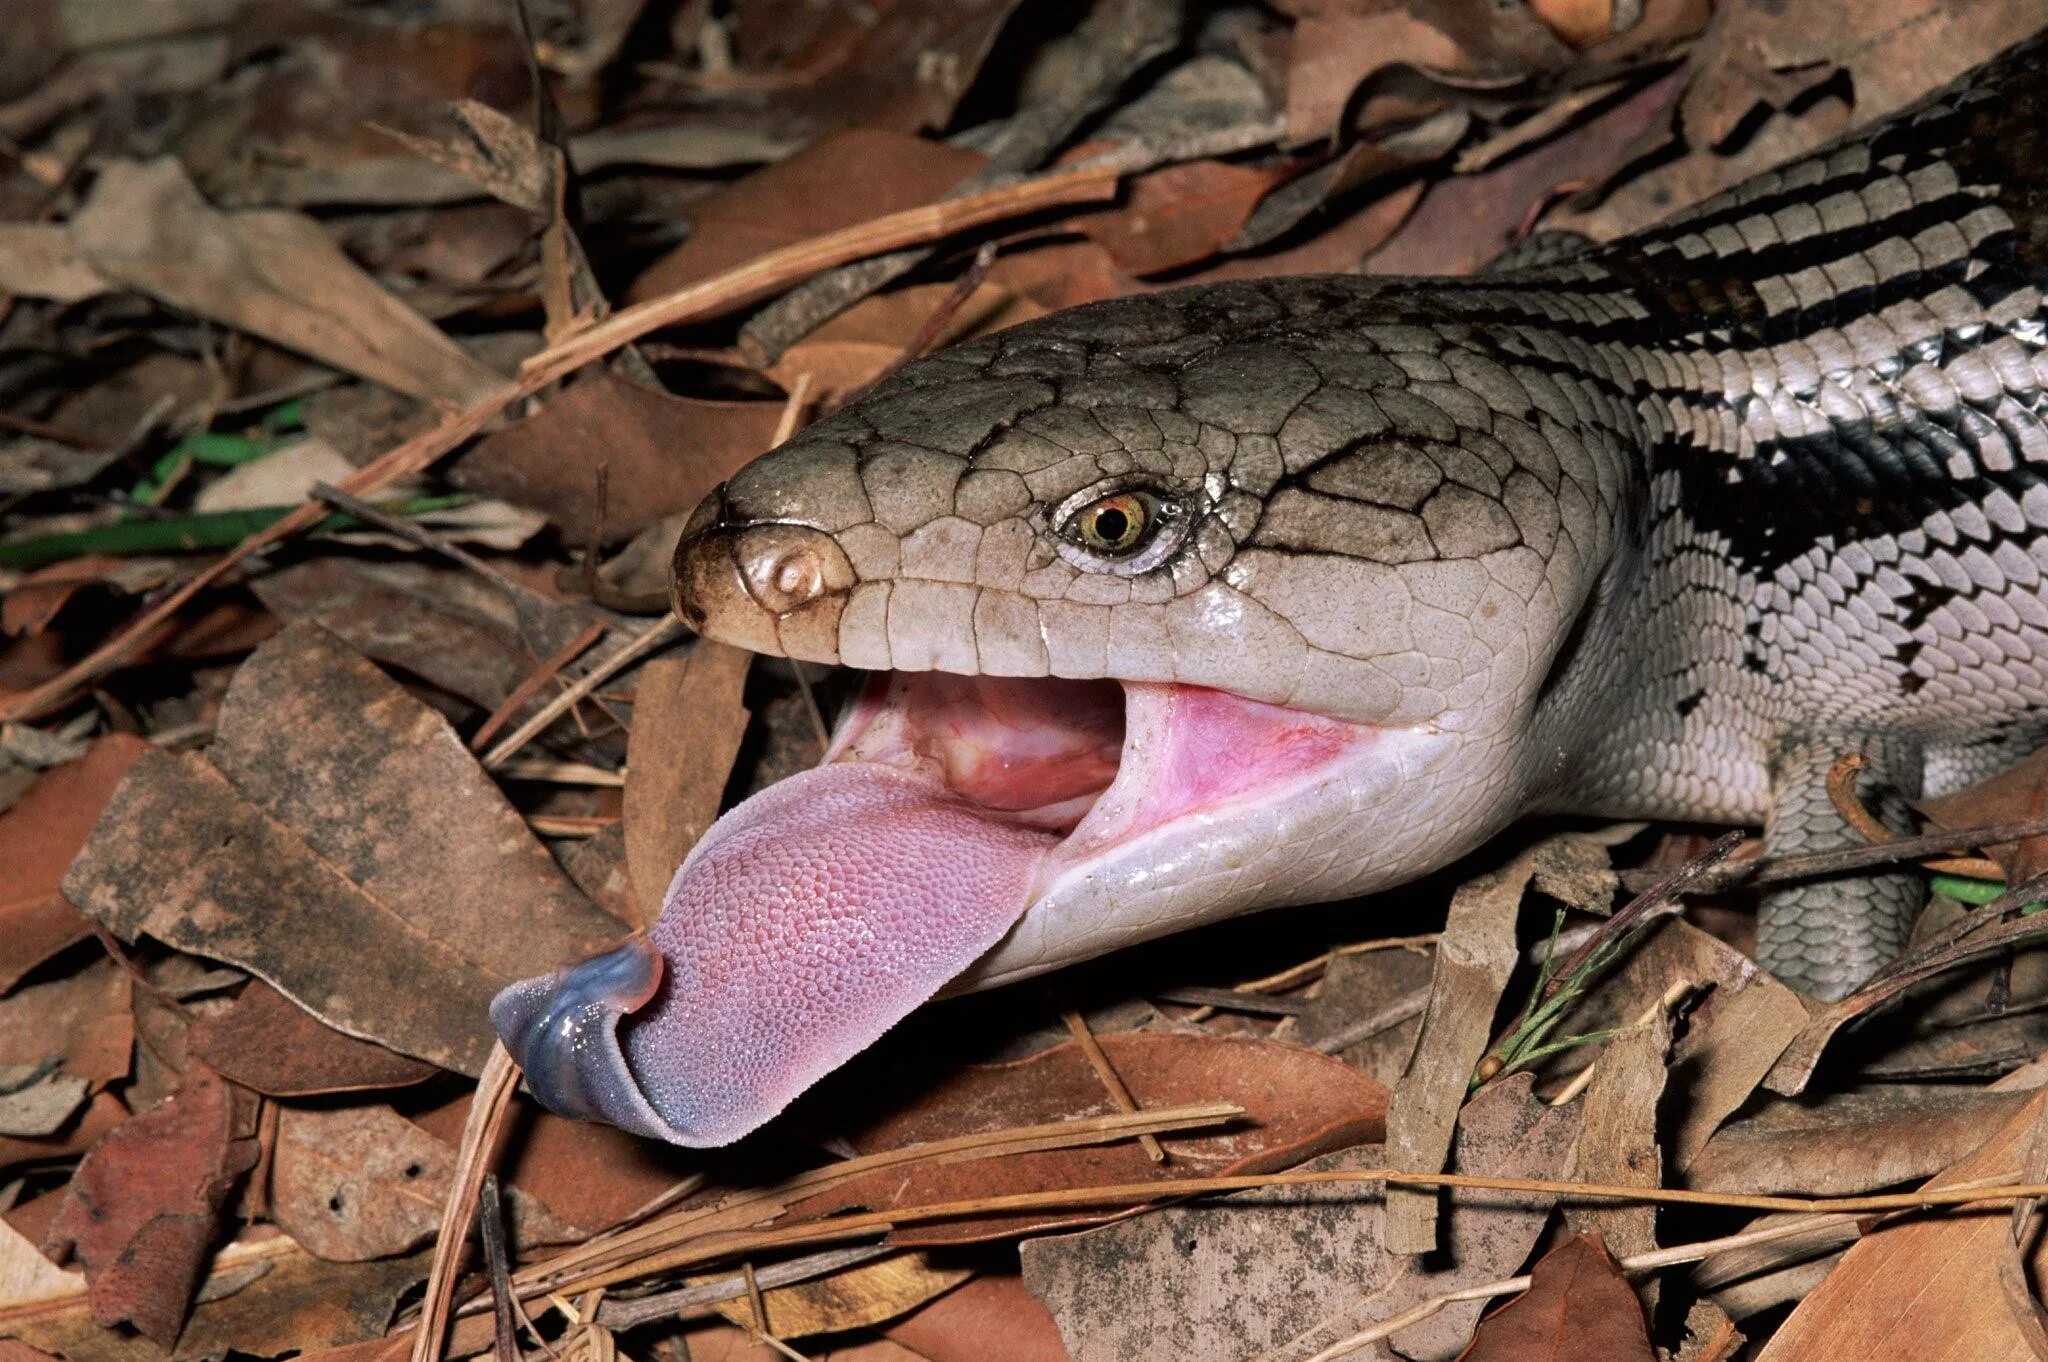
[1094,506,1130,543]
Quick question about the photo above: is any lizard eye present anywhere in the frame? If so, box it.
[1050,482,1191,574]
[1070,491,1154,554]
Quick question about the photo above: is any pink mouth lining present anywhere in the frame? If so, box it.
[501,671,1380,1147]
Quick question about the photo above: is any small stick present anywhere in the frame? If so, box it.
[528,814,619,838]
[470,620,607,754]
[494,758,625,786]
[1153,987,1310,1017]
[477,1176,518,1362]
[311,482,519,593]
[484,617,685,768]
[1063,1011,1166,1164]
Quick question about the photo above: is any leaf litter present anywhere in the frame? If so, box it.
[3,0,2048,1358]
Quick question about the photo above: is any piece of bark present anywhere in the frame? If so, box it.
[1564,1011,1669,1310]
[622,641,752,927]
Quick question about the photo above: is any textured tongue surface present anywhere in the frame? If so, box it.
[620,761,1056,1145]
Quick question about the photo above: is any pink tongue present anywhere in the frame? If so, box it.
[622,761,1055,1145]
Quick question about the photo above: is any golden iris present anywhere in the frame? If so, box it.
[1072,491,1152,554]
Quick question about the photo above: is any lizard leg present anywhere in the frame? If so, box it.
[1755,734,1927,1001]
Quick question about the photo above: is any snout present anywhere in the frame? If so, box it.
[671,490,853,662]
[489,938,685,1144]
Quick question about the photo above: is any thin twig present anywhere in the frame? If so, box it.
[470,620,607,754]
[1063,1011,1166,1164]
[595,1245,893,1328]
[484,618,685,768]
[1310,992,1429,1055]
[1620,815,2048,894]
[477,1176,518,1362]
[1153,987,1311,1017]
[1549,977,1692,1107]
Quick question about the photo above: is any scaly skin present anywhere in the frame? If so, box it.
[671,31,2048,1002]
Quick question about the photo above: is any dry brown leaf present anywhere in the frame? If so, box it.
[1455,1233,1655,1362]
[252,557,595,720]
[0,957,132,1093]
[1920,746,2048,885]
[623,640,753,927]
[64,624,624,1074]
[630,129,986,303]
[1074,158,1285,276]
[0,226,106,304]
[69,159,500,406]
[0,735,146,993]
[42,1066,260,1347]
[1023,1074,1579,1362]
[1291,940,1435,1085]
[765,280,1044,403]
[452,369,786,544]
[1669,967,1812,1170]
[1364,72,1678,277]
[270,1104,575,1261]
[794,1031,1388,1246]
[185,982,437,1098]
[1756,1088,2048,1361]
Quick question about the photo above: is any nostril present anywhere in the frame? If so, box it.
[771,554,819,601]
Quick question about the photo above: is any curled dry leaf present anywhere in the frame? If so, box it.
[42,1066,261,1347]
[1689,1085,2037,1198]
[1455,1233,1655,1362]
[64,624,625,1074]
[790,1031,1389,1246]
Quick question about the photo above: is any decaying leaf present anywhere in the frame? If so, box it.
[1689,1085,2036,1197]
[1755,1088,2048,1360]
[64,624,625,1074]
[42,1066,260,1347]
[1564,1009,1668,1283]
[1456,1233,1655,1362]
[1385,832,1618,1255]
[185,982,437,1098]
[623,640,752,926]
[270,1104,576,1261]
[1022,1074,1579,1362]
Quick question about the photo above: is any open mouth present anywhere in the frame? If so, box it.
[491,669,1381,1147]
